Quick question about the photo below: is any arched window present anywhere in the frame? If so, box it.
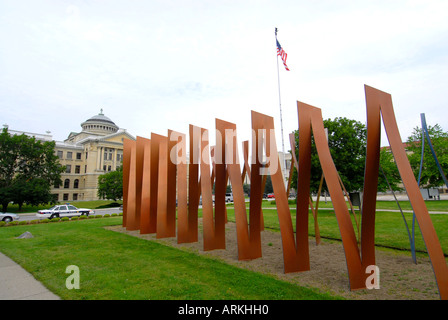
[74,179,79,189]
[64,179,70,189]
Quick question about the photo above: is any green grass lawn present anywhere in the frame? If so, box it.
[2,198,447,300]
[225,206,448,256]
[0,217,339,300]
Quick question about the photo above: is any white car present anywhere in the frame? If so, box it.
[0,212,20,223]
[36,204,94,219]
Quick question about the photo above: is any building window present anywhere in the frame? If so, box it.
[103,165,107,171]
[67,152,73,159]
[57,150,63,159]
[75,165,80,174]
[63,194,69,201]
[65,165,71,173]
[74,179,79,189]
[64,179,70,189]
[73,193,78,201]
[76,152,82,160]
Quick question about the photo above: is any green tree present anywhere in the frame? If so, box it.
[0,128,64,212]
[98,165,123,201]
[264,175,273,194]
[406,124,448,188]
[378,147,402,192]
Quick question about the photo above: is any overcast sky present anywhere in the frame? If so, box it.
[1,0,448,151]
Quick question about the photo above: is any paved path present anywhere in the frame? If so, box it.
[0,251,60,300]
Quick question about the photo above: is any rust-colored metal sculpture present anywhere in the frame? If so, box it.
[123,139,137,230]
[137,136,152,234]
[201,125,226,251]
[297,101,365,289]
[287,132,321,245]
[217,119,262,260]
[362,85,448,299]
[251,111,304,273]
[120,85,447,299]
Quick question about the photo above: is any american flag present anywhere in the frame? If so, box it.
[276,39,290,71]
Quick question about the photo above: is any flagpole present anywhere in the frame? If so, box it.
[275,27,287,187]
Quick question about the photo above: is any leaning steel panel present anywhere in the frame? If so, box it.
[217,119,262,260]
[201,125,226,251]
[251,111,301,273]
[297,102,365,289]
[137,136,152,234]
[363,85,448,300]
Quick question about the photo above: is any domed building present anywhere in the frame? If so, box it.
[52,109,135,201]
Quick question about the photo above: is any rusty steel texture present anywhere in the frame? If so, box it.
[287,132,321,245]
[251,111,303,272]
[218,119,262,260]
[184,124,200,243]
[154,133,172,238]
[123,139,137,230]
[137,136,152,234]
[200,125,226,251]
[171,131,189,244]
[362,85,448,299]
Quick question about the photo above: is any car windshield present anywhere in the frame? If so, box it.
[48,206,58,210]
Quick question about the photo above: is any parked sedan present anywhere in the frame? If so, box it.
[0,212,20,223]
[36,204,94,219]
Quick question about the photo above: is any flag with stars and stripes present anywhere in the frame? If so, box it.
[276,39,290,71]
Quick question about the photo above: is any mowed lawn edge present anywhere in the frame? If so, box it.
[0,217,341,300]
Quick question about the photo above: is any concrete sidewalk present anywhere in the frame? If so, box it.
[0,251,60,300]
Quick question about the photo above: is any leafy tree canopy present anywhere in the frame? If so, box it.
[406,123,448,188]
[98,165,123,201]
[0,128,64,211]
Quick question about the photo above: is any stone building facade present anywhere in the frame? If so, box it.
[7,110,135,202]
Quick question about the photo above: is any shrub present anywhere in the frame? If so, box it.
[40,219,50,223]
[61,217,70,222]
[0,221,6,227]
[119,212,123,216]
[71,216,79,221]
[19,220,28,225]
[111,213,118,217]
[103,214,111,218]
[94,214,102,219]
[50,218,60,222]
[29,220,40,224]
[79,215,87,220]
[8,221,18,226]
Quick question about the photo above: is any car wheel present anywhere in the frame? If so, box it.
[50,214,59,219]
[3,217,12,223]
